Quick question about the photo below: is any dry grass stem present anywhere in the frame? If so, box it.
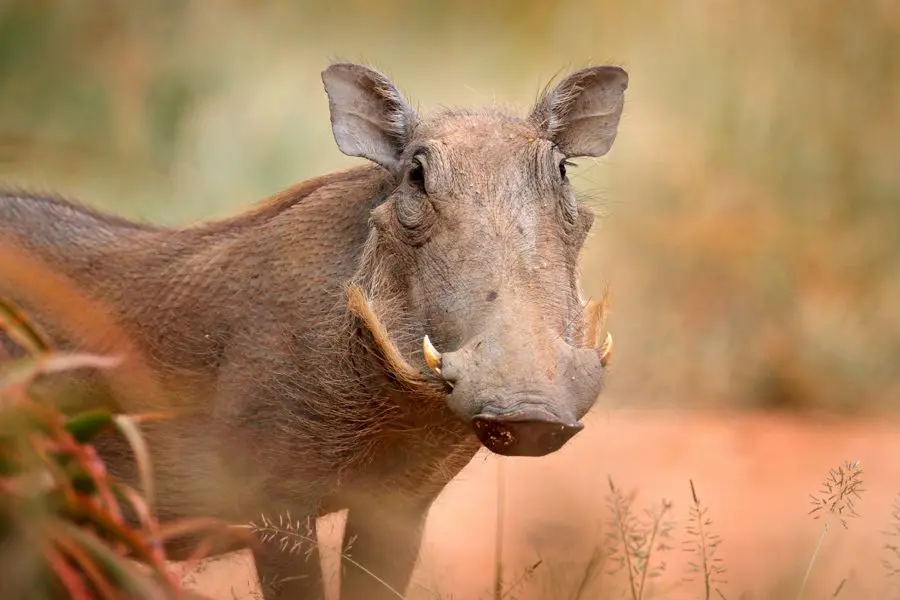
[797,460,865,600]
[882,493,900,581]
[569,547,604,600]
[683,479,727,600]
[605,476,674,600]
[248,512,408,600]
[494,457,507,600]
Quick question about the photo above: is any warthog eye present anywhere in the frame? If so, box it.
[408,155,426,192]
[559,158,574,180]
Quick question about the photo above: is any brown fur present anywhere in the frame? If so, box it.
[345,283,432,390]
[0,62,628,600]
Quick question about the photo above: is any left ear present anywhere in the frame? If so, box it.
[321,62,418,171]
[529,66,629,158]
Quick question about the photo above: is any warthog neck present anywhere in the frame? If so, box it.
[0,165,477,493]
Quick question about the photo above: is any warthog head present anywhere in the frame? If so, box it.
[324,63,626,457]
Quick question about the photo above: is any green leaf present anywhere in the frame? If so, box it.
[64,409,114,444]
[69,470,98,496]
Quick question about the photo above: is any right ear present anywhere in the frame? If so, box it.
[321,63,417,171]
[529,65,628,158]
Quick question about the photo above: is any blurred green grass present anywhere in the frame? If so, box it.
[1,0,898,414]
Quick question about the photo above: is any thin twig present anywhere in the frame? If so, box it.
[796,520,830,600]
[494,458,506,600]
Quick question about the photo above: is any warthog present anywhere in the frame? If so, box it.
[0,62,626,599]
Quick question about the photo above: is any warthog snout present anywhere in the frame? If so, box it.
[423,302,613,457]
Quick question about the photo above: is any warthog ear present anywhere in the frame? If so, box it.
[322,63,417,171]
[530,66,629,158]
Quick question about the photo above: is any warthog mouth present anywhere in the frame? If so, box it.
[346,284,613,456]
[471,412,585,456]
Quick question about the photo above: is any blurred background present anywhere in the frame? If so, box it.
[1,0,898,416]
[2,2,900,599]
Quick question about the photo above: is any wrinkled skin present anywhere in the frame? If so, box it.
[0,63,627,600]
[327,63,624,457]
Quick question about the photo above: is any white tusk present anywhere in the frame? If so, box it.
[597,332,613,367]
[423,335,443,377]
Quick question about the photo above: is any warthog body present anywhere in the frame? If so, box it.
[0,63,627,599]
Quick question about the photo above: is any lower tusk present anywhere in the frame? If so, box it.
[597,332,613,367]
[423,335,443,377]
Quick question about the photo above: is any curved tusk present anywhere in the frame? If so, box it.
[597,332,613,367]
[423,335,443,377]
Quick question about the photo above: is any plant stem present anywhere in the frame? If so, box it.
[246,523,406,599]
[796,517,830,600]
[611,488,639,600]
[697,508,710,600]
[493,458,506,600]
[637,507,663,600]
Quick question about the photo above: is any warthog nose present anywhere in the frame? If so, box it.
[471,414,584,457]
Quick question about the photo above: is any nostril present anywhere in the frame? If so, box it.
[441,373,457,390]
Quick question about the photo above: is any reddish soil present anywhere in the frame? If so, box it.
[173,409,900,600]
